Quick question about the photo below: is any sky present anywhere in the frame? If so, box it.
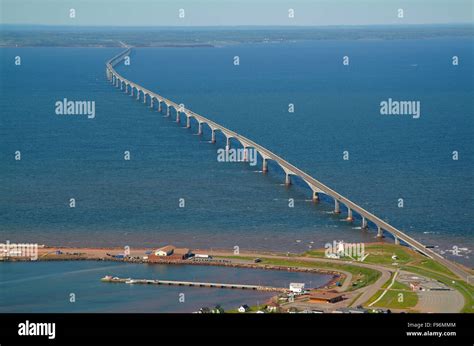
[0,0,473,26]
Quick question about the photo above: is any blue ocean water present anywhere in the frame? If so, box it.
[1,38,473,265]
[0,261,331,312]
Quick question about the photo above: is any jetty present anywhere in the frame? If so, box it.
[101,276,288,293]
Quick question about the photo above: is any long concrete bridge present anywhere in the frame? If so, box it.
[106,48,471,282]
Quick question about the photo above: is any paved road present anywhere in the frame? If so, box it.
[415,290,464,313]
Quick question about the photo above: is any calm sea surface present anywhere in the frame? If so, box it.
[1,39,473,266]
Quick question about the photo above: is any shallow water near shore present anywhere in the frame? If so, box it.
[0,261,332,312]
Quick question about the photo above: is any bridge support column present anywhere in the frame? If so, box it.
[361,217,368,229]
[136,91,140,100]
[394,236,400,245]
[125,84,128,93]
[150,98,154,108]
[176,111,180,123]
[377,226,384,238]
[198,123,203,135]
[131,88,134,96]
[120,82,123,90]
[143,95,147,104]
[166,106,170,117]
[211,130,216,143]
[285,174,291,186]
[158,101,162,112]
[186,117,191,128]
[262,159,268,173]
[312,191,319,203]
[226,137,231,150]
[334,200,341,214]
[116,79,119,87]
[346,208,353,222]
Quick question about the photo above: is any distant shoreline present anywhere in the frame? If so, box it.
[1,24,472,48]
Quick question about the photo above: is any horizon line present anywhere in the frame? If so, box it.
[1,23,473,29]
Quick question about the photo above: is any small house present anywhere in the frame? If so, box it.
[154,245,175,257]
[238,304,250,313]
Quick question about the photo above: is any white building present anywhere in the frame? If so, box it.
[154,245,175,256]
[194,254,211,259]
[238,305,250,313]
[289,283,305,293]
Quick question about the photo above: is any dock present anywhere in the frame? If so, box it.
[101,276,288,293]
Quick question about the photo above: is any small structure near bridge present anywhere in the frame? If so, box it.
[309,290,344,304]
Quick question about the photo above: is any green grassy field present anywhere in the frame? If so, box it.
[307,243,414,265]
[365,278,418,310]
[306,243,461,279]
[366,288,418,310]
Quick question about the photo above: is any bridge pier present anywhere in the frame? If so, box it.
[136,91,140,100]
[166,106,170,117]
[186,116,191,128]
[226,137,231,150]
[176,111,180,123]
[377,226,384,238]
[211,129,216,143]
[312,191,319,203]
[120,81,123,90]
[158,101,162,113]
[125,84,128,93]
[143,94,147,104]
[285,174,291,186]
[394,236,400,245]
[361,217,368,229]
[150,98,154,109]
[346,208,353,222]
[198,122,203,135]
[334,200,341,214]
[262,159,268,173]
